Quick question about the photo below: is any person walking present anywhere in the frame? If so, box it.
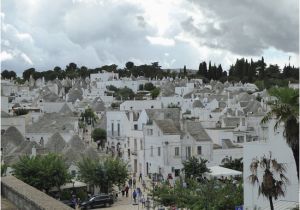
[137,187,142,197]
[133,178,136,188]
[139,172,143,182]
[133,189,137,203]
[96,140,101,150]
[125,185,129,197]
[141,195,145,208]
[142,179,146,191]
[128,179,132,188]
[121,187,125,197]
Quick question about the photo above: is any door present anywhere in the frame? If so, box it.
[134,159,137,174]
[146,162,149,175]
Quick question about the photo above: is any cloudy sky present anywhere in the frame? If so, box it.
[1,0,299,74]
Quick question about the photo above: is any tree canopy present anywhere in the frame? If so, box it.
[1,70,17,79]
[152,178,243,210]
[4,59,298,88]
[182,157,210,179]
[91,128,107,147]
[261,87,299,179]
[12,153,70,193]
[77,157,128,193]
[220,157,243,172]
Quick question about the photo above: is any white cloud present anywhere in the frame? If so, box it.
[16,33,34,43]
[146,36,175,46]
[1,0,298,73]
[0,51,14,61]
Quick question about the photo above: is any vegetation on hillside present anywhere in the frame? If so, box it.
[3,58,298,89]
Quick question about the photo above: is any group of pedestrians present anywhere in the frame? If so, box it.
[119,173,151,208]
[133,187,146,207]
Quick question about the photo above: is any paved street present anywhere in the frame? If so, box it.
[92,177,156,210]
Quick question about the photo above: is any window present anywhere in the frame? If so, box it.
[134,124,138,130]
[150,146,153,156]
[158,131,160,136]
[71,170,76,177]
[158,147,161,156]
[147,129,153,136]
[175,147,180,156]
[174,169,180,177]
[237,136,244,143]
[111,122,114,136]
[186,146,191,158]
[140,139,143,150]
[117,123,120,136]
[197,146,202,155]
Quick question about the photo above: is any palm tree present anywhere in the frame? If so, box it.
[249,152,288,210]
[80,107,98,127]
[261,87,299,179]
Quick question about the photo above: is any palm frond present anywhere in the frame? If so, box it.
[249,174,259,184]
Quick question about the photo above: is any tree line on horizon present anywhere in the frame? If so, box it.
[1,57,298,90]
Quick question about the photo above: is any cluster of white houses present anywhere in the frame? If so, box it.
[1,71,298,209]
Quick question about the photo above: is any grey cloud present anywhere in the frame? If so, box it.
[184,0,299,55]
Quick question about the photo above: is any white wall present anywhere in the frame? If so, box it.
[160,96,183,108]
[1,96,9,113]
[243,121,299,210]
[205,128,234,145]
[91,72,119,82]
[144,123,182,178]
[120,100,161,111]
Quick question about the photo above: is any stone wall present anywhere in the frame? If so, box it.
[1,176,73,210]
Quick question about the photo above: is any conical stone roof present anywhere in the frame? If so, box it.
[59,103,73,115]
[2,126,25,154]
[83,146,99,160]
[45,132,67,153]
[68,135,85,152]
[62,147,82,166]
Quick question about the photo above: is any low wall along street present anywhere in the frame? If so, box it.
[1,176,73,210]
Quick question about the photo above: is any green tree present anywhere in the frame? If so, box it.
[1,70,17,79]
[125,61,134,69]
[80,108,98,127]
[103,157,129,190]
[14,108,29,116]
[77,157,101,194]
[261,87,299,179]
[144,82,155,91]
[183,65,187,76]
[151,88,160,99]
[91,128,107,148]
[23,68,35,81]
[117,87,135,100]
[77,157,128,193]
[106,85,118,92]
[1,163,8,176]
[249,153,288,210]
[153,178,243,210]
[220,157,243,171]
[182,157,210,179]
[12,153,70,193]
